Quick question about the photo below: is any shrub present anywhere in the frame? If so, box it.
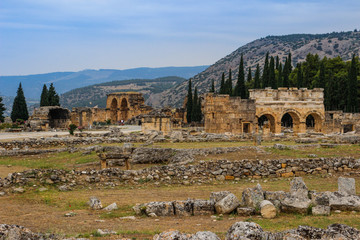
[68,124,77,135]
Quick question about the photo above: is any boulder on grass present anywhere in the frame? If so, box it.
[338,177,356,196]
[237,207,256,216]
[259,200,277,219]
[210,191,231,203]
[193,200,215,215]
[153,230,188,240]
[173,199,193,216]
[189,231,220,240]
[226,221,264,240]
[281,197,312,214]
[214,193,240,214]
[328,192,360,211]
[145,201,174,217]
[312,205,330,216]
[290,177,309,199]
[89,196,102,210]
[242,184,264,208]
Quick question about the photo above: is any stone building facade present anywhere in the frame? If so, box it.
[141,111,172,135]
[29,106,71,130]
[324,111,360,134]
[106,92,153,123]
[204,88,326,135]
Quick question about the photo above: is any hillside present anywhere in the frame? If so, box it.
[0,66,208,99]
[60,76,186,109]
[157,31,360,107]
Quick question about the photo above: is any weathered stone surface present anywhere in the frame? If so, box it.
[236,207,255,216]
[259,200,276,219]
[242,184,264,209]
[173,200,193,216]
[326,223,360,239]
[193,200,215,215]
[58,185,71,191]
[214,193,240,214]
[281,197,312,213]
[89,196,102,210]
[282,233,305,240]
[310,191,330,206]
[312,205,330,216]
[189,231,220,240]
[328,192,360,211]
[13,187,25,193]
[96,229,117,236]
[144,201,174,217]
[290,177,309,199]
[338,177,356,196]
[0,224,60,239]
[210,191,231,203]
[103,202,118,211]
[153,230,189,240]
[226,221,264,240]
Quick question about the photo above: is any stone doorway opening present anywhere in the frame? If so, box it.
[281,112,300,133]
[120,98,129,121]
[48,108,70,129]
[110,98,118,122]
[306,113,322,132]
[258,114,275,133]
[343,124,354,133]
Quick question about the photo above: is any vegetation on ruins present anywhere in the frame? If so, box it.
[11,83,29,122]
[216,53,360,113]
[0,96,5,122]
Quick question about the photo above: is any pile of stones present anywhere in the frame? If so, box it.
[133,177,360,218]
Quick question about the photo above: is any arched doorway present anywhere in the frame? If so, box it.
[110,98,118,122]
[258,114,276,133]
[306,112,322,132]
[281,112,301,133]
[120,98,129,121]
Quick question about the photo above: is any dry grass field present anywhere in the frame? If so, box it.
[1,141,360,239]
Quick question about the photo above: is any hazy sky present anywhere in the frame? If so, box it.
[1,0,359,76]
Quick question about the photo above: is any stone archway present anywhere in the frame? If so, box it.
[281,111,301,133]
[110,98,118,122]
[305,112,323,132]
[120,98,129,121]
[258,113,276,134]
[48,108,70,129]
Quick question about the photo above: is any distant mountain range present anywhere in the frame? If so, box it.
[0,66,209,99]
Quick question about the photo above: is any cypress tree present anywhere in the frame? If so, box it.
[192,87,199,122]
[283,58,290,87]
[318,61,326,88]
[48,83,60,106]
[186,79,193,123]
[209,79,215,93]
[296,63,303,88]
[254,64,260,89]
[0,96,6,122]
[11,83,29,122]
[277,63,283,87]
[262,52,269,88]
[197,97,202,122]
[226,69,233,95]
[287,52,292,72]
[346,55,359,112]
[276,56,279,70]
[235,54,245,97]
[40,84,49,106]
[269,56,276,89]
[219,73,226,94]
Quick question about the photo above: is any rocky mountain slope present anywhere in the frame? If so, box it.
[60,76,186,109]
[157,30,360,107]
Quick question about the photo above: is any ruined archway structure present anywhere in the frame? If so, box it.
[105,92,153,123]
[204,88,325,135]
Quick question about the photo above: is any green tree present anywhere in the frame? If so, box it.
[235,54,246,98]
[40,84,49,106]
[11,83,29,122]
[192,87,199,121]
[277,63,283,87]
[346,55,359,112]
[225,69,233,95]
[254,64,261,89]
[317,61,326,88]
[269,56,276,89]
[261,52,269,88]
[186,79,193,123]
[48,83,60,106]
[219,72,226,94]
[209,79,215,93]
[0,96,6,122]
[296,63,303,88]
[197,97,202,122]
[275,55,279,70]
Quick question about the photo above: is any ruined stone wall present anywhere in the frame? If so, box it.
[70,107,107,127]
[142,115,172,135]
[204,93,256,134]
[106,92,153,123]
[324,111,360,134]
[29,106,71,131]
[1,157,359,189]
[249,88,325,134]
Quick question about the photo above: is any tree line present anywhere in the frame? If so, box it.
[213,53,360,113]
[186,79,202,123]
[0,83,60,123]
